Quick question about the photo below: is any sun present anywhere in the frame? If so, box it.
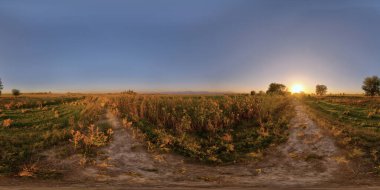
[291,84,304,93]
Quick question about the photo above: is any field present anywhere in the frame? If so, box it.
[0,95,112,176]
[110,95,293,163]
[302,95,380,172]
[0,94,293,175]
[1,94,380,188]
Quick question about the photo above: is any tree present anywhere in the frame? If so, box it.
[266,83,287,95]
[250,90,256,96]
[121,89,137,95]
[258,91,265,95]
[12,89,20,97]
[362,76,380,96]
[316,85,327,96]
[0,78,3,96]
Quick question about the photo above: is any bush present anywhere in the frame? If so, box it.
[12,89,20,97]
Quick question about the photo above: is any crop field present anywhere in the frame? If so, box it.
[0,94,294,176]
[1,93,380,188]
[0,95,112,176]
[111,95,294,163]
[303,95,380,172]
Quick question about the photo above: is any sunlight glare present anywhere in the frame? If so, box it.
[291,84,304,93]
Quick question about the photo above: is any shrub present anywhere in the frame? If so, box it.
[2,119,13,127]
[70,124,113,153]
[12,89,21,97]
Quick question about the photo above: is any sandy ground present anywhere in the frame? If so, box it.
[1,100,379,189]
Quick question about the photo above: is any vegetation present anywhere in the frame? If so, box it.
[3,87,380,181]
[362,76,380,96]
[0,95,112,176]
[0,96,82,174]
[121,90,137,95]
[258,91,265,95]
[0,78,3,96]
[302,95,380,172]
[111,95,294,163]
[69,96,113,156]
[315,85,327,96]
[0,92,294,177]
[12,89,20,97]
[266,83,288,95]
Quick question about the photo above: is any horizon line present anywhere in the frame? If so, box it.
[0,90,365,95]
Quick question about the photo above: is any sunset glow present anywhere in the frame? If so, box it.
[291,84,304,93]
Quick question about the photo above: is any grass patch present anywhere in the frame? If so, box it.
[0,96,85,175]
[0,95,113,176]
[302,95,380,173]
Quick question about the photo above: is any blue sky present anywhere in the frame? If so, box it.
[1,0,380,93]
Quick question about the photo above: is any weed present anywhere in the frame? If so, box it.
[2,119,13,127]
[18,164,38,177]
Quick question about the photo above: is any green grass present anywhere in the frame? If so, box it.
[302,95,380,172]
[304,96,380,129]
[0,96,85,174]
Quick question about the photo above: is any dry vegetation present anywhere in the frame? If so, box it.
[0,95,112,177]
[4,92,380,185]
[0,94,294,178]
[109,94,294,163]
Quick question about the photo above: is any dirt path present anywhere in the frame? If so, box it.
[2,100,371,189]
[78,111,163,183]
[250,100,344,186]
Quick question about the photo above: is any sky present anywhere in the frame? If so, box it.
[1,0,380,93]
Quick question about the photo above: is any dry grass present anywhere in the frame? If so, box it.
[2,118,13,127]
[109,94,294,163]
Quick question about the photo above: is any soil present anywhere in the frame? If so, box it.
[1,100,379,189]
